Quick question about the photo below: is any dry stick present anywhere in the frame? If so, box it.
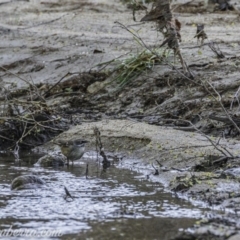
[92,50,133,72]
[212,156,229,165]
[0,14,69,31]
[1,136,34,147]
[151,163,159,175]
[13,142,20,161]
[17,121,28,143]
[35,121,63,131]
[230,86,240,111]
[85,164,89,179]
[43,72,72,98]
[172,118,234,157]
[14,121,38,149]
[95,128,99,163]
[206,81,240,135]
[27,112,63,131]
[120,118,141,131]
[208,42,225,59]
[157,144,214,152]
[1,113,52,147]
[64,186,73,200]
[2,87,21,117]
[0,66,45,101]
[0,134,15,142]
[1,102,60,147]
[29,75,38,101]
[114,21,197,85]
[4,110,59,125]
[93,127,110,165]
[217,133,223,145]
[158,34,188,74]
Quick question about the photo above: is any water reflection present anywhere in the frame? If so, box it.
[0,152,204,239]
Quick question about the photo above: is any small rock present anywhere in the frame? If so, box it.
[11,175,45,190]
[34,153,66,167]
[222,168,240,178]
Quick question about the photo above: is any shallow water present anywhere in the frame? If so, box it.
[0,152,206,239]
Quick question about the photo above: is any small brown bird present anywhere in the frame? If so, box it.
[194,24,208,45]
[56,139,88,165]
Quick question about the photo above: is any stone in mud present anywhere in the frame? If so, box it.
[34,153,66,167]
[221,167,240,178]
[11,175,45,190]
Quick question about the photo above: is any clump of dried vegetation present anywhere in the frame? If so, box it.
[0,91,68,150]
[108,48,171,88]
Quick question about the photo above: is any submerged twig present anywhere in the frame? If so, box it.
[152,163,159,175]
[64,186,73,201]
[13,142,20,161]
[208,42,225,59]
[85,164,89,179]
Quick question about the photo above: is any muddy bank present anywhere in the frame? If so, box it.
[38,119,240,239]
[47,119,240,239]
[1,0,240,147]
[44,119,240,186]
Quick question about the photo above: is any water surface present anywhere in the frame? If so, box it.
[0,152,206,239]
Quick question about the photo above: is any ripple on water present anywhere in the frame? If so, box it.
[0,153,206,239]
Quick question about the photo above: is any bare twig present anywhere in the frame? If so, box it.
[152,163,159,175]
[206,80,240,135]
[208,42,225,59]
[0,66,45,101]
[115,21,197,84]
[93,127,110,169]
[85,164,89,179]
[13,142,20,161]
[172,118,234,158]
[43,72,73,98]
[230,86,240,111]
